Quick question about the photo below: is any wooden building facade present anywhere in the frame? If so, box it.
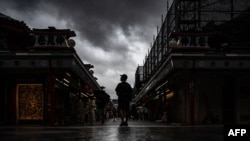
[0,13,108,126]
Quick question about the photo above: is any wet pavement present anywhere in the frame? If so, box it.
[0,119,223,141]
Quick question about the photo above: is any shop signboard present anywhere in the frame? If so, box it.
[27,27,76,49]
[34,34,67,47]
[169,32,216,48]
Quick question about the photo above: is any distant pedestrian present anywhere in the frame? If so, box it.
[143,106,148,120]
[112,107,117,121]
[90,96,96,125]
[115,74,132,126]
[138,106,144,121]
[96,98,106,124]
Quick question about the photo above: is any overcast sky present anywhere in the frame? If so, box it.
[0,0,171,99]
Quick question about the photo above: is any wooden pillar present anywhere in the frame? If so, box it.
[48,73,56,126]
[190,79,195,125]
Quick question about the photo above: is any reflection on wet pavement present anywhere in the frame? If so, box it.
[0,121,223,141]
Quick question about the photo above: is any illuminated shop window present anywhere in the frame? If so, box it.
[16,84,44,120]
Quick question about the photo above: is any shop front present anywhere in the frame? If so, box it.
[136,51,250,125]
[134,0,250,125]
[0,13,103,125]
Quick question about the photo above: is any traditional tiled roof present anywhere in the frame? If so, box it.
[0,12,30,32]
[32,27,76,37]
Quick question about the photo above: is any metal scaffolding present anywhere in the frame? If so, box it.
[142,0,250,81]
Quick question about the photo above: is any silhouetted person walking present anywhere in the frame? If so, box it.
[115,74,132,126]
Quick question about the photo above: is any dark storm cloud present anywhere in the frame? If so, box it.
[1,0,167,52]
[2,0,38,11]
[53,0,167,52]
[0,0,168,98]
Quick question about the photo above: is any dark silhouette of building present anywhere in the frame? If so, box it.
[0,13,109,126]
[134,0,250,125]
